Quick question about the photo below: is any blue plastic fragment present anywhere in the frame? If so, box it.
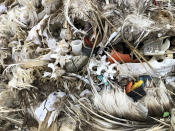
[98,75,109,86]
[139,75,152,87]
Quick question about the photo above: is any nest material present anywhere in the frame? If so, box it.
[0,0,175,131]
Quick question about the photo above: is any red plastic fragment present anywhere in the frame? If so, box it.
[84,37,93,48]
[154,0,158,5]
[107,50,132,63]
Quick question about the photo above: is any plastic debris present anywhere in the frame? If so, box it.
[163,112,170,118]
[84,37,93,48]
[125,81,133,94]
[98,75,109,86]
[118,57,175,77]
[34,92,66,127]
[139,75,152,87]
[127,86,146,101]
[105,27,121,47]
[131,80,144,91]
[143,39,170,56]
[0,4,6,14]
[71,40,83,55]
[107,50,132,63]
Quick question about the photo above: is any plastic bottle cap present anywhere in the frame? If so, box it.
[71,40,83,55]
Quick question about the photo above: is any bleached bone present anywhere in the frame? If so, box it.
[89,55,118,82]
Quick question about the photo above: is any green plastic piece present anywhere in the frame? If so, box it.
[163,112,170,117]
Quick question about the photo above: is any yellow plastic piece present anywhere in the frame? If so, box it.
[131,80,143,91]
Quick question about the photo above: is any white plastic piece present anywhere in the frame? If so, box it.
[60,29,66,39]
[47,38,56,49]
[118,57,175,78]
[143,39,170,56]
[165,77,175,87]
[48,110,57,127]
[0,4,6,14]
[34,92,66,126]
[143,39,164,55]
[71,40,82,55]
[105,27,121,47]
[161,39,170,51]
[158,33,162,37]
[166,77,175,84]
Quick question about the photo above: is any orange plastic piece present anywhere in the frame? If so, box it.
[125,82,133,94]
[107,50,132,63]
